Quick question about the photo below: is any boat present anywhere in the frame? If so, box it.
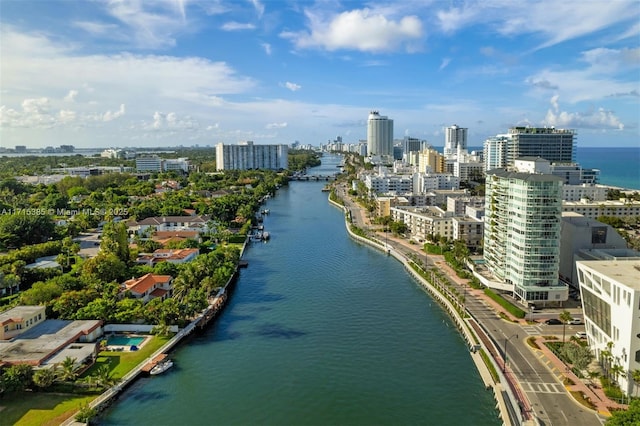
[261,209,270,215]
[150,359,173,375]
[261,232,270,240]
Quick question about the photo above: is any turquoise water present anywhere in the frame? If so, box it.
[106,336,145,346]
[576,147,640,190]
[99,155,499,425]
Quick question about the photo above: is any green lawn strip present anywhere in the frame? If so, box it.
[0,392,94,426]
[82,334,172,379]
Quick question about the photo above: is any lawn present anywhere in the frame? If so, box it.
[82,334,172,379]
[0,393,94,426]
[0,334,173,426]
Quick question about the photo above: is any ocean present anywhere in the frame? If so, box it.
[465,146,640,190]
[576,147,640,190]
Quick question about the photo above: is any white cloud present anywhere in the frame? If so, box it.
[281,8,423,52]
[147,111,198,130]
[102,104,126,122]
[283,82,301,92]
[221,22,256,31]
[0,98,88,128]
[436,0,639,50]
[102,0,192,49]
[266,122,287,129]
[439,57,451,71]
[543,95,624,130]
[261,42,272,55]
[73,21,120,36]
[64,90,79,102]
[249,0,265,18]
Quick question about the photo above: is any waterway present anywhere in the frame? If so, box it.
[99,155,500,425]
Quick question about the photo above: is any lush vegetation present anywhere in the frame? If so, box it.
[287,149,321,171]
[606,399,640,425]
[483,288,526,318]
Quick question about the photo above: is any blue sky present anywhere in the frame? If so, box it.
[0,0,639,149]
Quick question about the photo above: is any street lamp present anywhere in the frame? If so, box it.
[503,334,519,373]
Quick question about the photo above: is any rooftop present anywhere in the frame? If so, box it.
[0,306,44,326]
[578,260,640,290]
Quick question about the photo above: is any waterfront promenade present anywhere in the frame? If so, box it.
[333,182,612,425]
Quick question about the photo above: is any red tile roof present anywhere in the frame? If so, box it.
[124,273,171,295]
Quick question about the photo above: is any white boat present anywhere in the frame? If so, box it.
[150,359,173,375]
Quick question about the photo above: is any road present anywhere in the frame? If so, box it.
[334,182,606,426]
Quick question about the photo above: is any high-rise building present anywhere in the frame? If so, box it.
[367,111,393,157]
[418,148,445,174]
[216,141,288,171]
[483,135,510,170]
[483,169,567,304]
[484,127,577,171]
[507,127,576,165]
[444,125,468,157]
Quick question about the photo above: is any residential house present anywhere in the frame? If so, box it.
[122,273,173,303]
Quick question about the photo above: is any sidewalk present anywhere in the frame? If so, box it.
[532,336,627,416]
[374,228,624,416]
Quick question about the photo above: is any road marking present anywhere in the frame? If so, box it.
[522,382,566,394]
[521,325,542,335]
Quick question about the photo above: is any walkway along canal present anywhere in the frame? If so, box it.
[98,156,500,425]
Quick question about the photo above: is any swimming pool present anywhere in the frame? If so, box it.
[106,335,146,347]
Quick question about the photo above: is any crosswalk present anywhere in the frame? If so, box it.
[521,324,543,335]
[521,381,566,394]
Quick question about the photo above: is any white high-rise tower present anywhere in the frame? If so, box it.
[367,111,393,157]
[444,125,468,157]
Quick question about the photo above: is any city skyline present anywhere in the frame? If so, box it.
[0,0,638,149]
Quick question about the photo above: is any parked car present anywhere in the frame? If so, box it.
[544,318,562,325]
[575,331,587,339]
[568,319,583,325]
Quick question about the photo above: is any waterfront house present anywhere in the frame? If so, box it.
[0,305,46,340]
[136,248,199,266]
[122,273,173,303]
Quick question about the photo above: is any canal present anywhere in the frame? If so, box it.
[99,155,499,425]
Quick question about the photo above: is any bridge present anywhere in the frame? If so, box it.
[289,174,337,181]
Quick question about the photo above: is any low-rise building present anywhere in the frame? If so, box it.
[563,199,640,219]
[1,306,46,340]
[129,215,211,235]
[136,248,199,266]
[122,273,173,303]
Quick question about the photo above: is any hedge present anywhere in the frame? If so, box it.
[483,288,526,318]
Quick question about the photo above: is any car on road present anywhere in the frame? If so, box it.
[544,318,562,325]
[575,331,587,339]
[568,319,583,325]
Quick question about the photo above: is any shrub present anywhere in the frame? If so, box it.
[483,288,526,318]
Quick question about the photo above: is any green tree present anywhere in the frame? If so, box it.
[81,253,128,285]
[632,369,640,397]
[19,280,64,306]
[606,399,640,425]
[3,364,34,392]
[75,402,97,424]
[57,356,80,383]
[100,221,130,263]
[0,213,56,249]
[32,368,56,389]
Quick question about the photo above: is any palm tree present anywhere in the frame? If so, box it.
[94,365,119,389]
[57,356,79,383]
[611,361,626,387]
[559,310,573,343]
[631,369,640,397]
[32,368,56,389]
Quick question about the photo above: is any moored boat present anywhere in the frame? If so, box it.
[150,359,173,375]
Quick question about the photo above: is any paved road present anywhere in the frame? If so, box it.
[334,181,606,426]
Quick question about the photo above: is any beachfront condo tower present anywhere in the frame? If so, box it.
[444,124,468,158]
[367,111,394,157]
[483,169,568,304]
